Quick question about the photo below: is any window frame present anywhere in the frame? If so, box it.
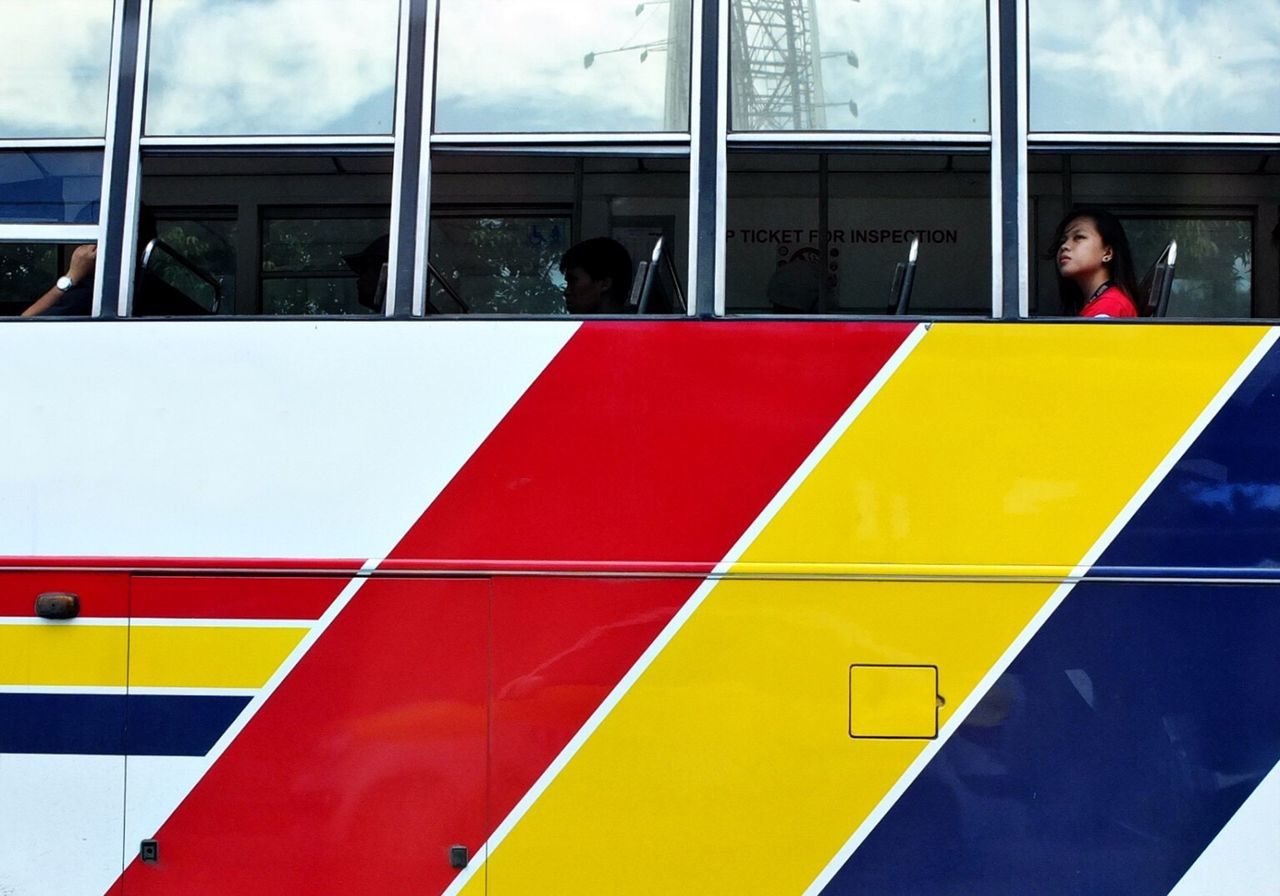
[7,0,1280,323]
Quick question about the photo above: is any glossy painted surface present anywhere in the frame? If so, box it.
[388,321,914,565]
[732,323,1263,571]
[130,575,350,620]
[476,578,1060,895]
[2,321,1279,895]
[490,576,691,831]
[0,571,127,894]
[824,335,1280,895]
[828,582,1280,896]
[122,577,489,895]
[0,570,129,617]
[1092,342,1280,574]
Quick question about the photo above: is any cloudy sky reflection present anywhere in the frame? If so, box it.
[8,0,1276,140]
[0,1,113,139]
[434,0,689,133]
[732,0,989,132]
[145,0,399,136]
[1030,0,1280,132]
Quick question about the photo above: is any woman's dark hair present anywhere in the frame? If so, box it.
[1050,207,1141,315]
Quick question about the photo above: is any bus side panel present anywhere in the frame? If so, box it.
[0,571,129,896]
[826,580,1280,896]
[489,576,695,840]
[119,576,488,896]
[477,578,1059,895]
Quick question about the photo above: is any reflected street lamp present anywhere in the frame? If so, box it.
[584,41,669,68]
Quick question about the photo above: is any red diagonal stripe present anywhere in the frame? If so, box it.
[118,322,912,896]
[388,322,911,565]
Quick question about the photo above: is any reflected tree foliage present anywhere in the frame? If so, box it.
[261,217,387,316]
[0,243,57,311]
[1125,217,1252,317]
[430,217,570,314]
[154,220,238,311]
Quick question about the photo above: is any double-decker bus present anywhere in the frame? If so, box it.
[2,1,1278,894]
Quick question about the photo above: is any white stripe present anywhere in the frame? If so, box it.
[124,686,260,698]
[440,323,932,896]
[127,617,316,629]
[0,685,257,697]
[125,560,380,843]
[0,616,126,626]
[0,617,314,628]
[0,685,128,696]
[801,326,1280,896]
[1168,759,1280,896]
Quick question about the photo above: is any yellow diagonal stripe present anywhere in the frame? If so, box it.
[0,625,128,686]
[747,323,1264,570]
[0,624,306,689]
[129,626,308,689]
[472,324,1266,895]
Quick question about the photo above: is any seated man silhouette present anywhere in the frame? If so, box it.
[559,237,633,314]
[765,246,821,314]
[344,234,389,312]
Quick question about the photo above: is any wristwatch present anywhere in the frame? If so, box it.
[56,275,75,291]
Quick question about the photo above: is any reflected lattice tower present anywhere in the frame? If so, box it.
[730,0,827,130]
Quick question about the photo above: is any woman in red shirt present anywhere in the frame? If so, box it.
[1051,207,1141,318]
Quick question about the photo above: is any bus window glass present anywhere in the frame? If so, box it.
[262,214,390,315]
[726,153,991,314]
[140,154,392,315]
[429,153,690,314]
[1029,0,1280,133]
[1029,152,1275,318]
[1122,216,1253,318]
[728,0,989,133]
[0,243,59,316]
[145,0,399,137]
[0,1,113,138]
[149,216,239,314]
[429,215,572,314]
[433,0,693,133]
[0,151,103,224]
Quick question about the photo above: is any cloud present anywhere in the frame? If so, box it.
[0,1,113,138]
[1029,0,1280,131]
[806,0,989,131]
[145,0,399,136]
[6,0,1272,141]
[434,0,682,132]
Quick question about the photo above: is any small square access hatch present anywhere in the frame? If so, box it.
[849,664,939,739]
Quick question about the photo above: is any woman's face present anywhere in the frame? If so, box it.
[1056,216,1112,282]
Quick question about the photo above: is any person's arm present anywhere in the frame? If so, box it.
[22,244,97,317]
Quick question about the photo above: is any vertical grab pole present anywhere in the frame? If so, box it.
[388,0,431,317]
[688,0,726,317]
[96,0,145,317]
[992,0,1028,319]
